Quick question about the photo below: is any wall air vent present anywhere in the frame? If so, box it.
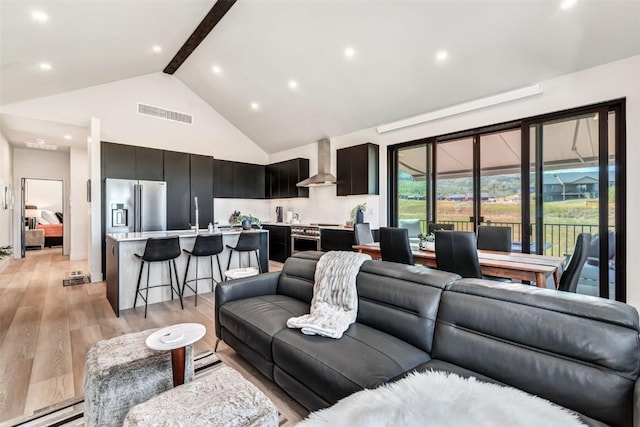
[137,103,193,125]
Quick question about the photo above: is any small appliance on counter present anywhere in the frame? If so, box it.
[276,206,283,223]
[286,210,293,223]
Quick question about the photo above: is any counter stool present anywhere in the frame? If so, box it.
[134,236,183,318]
[182,234,224,306]
[225,231,262,279]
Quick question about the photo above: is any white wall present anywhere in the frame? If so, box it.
[70,147,88,260]
[25,179,63,212]
[13,148,71,256]
[0,129,13,271]
[1,72,269,164]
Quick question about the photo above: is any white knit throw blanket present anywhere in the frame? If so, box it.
[287,251,371,339]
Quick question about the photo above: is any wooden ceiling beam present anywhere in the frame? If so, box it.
[163,0,237,75]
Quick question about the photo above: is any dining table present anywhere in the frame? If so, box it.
[353,243,565,288]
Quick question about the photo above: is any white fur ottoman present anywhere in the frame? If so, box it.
[83,329,194,427]
[123,365,278,427]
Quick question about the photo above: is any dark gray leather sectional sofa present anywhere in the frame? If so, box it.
[215,251,640,426]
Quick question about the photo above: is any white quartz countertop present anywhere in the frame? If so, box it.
[107,228,266,242]
[263,222,352,231]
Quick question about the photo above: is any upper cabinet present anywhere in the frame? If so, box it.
[101,142,164,181]
[265,158,309,199]
[213,160,265,199]
[336,143,379,196]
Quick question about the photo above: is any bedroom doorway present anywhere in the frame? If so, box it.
[21,178,64,257]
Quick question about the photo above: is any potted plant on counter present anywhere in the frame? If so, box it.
[229,211,262,229]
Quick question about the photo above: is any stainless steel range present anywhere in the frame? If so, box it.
[290,225,321,254]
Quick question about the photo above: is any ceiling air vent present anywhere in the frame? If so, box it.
[137,103,193,124]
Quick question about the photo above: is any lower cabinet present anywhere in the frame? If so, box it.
[263,225,291,263]
[320,228,355,252]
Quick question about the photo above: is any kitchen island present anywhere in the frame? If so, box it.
[105,229,268,316]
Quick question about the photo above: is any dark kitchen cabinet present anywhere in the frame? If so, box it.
[190,154,214,227]
[214,160,265,199]
[164,151,191,230]
[101,142,163,181]
[320,228,355,252]
[262,224,291,263]
[102,142,136,180]
[135,146,164,181]
[265,158,309,199]
[336,143,379,196]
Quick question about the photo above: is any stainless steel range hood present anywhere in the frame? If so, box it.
[296,138,337,187]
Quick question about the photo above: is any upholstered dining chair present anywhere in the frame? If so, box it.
[379,227,414,265]
[434,231,482,279]
[398,218,422,244]
[477,226,512,252]
[354,223,375,245]
[427,222,454,234]
[558,233,592,293]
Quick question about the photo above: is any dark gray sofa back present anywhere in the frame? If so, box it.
[276,251,322,303]
[433,279,640,427]
[356,261,460,353]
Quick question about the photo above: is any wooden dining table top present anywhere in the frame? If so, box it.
[352,243,565,288]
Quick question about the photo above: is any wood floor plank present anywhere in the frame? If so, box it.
[0,249,305,425]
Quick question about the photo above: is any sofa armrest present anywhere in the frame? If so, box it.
[215,272,280,338]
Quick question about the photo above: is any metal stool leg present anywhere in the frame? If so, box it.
[254,249,262,273]
[215,255,223,284]
[182,255,191,297]
[134,260,144,308]
[144,262,151,318]
[169,261,175,301]
[226,250,233,280]
[194,257,199,306]
[173,259,184,310]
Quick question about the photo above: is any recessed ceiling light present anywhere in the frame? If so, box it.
[212,65,222,74]
[288,80,298,90]
[250,102,260,110]
[152,45,162,53]
[64,134,72,140]
[31,10,48,22]
[39,62,52,71]
[435,50,448,62]
[560,0,578,10]
[344,47,355,58]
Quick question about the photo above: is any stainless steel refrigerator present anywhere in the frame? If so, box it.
[105,178,167,233]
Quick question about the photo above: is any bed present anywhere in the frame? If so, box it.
[37,223,63,247]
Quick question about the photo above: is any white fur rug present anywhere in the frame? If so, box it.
[296,370,585,427]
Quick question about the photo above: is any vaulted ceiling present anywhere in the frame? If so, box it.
[2,0,640,154]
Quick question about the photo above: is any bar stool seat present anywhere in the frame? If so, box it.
[182,234,224,306]
[225,231,262,279]
[134,236,183,318]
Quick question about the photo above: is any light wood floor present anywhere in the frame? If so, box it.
[0,248,308,425]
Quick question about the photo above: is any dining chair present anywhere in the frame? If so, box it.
[434,231,482,278]
[354,223,375,245]
[379,227,414,265]
[398,218,422,244]
[427,223,454,234]
[477,226,512,252]
[558,233,592,293]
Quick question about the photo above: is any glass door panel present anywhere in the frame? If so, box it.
[435,138,473,231]
[532,112,614,297]
[479,129,522,249]
[397,144,429,235]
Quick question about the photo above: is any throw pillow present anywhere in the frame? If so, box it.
[55,211,63,222]
[41,209,60,224]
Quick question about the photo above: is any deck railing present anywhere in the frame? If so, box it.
[416,219,612,258]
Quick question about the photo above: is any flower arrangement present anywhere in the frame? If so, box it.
[350,203,367,223]
[417,233,435,251]
[418,232,435,242]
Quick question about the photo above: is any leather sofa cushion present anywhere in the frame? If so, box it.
[276,251,322,303]
[272,323,430,405]
[218,295,309,362]
[434,279,640,427]
[357,260,459,353]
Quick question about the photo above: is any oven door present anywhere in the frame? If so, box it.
[291,235,321,254]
